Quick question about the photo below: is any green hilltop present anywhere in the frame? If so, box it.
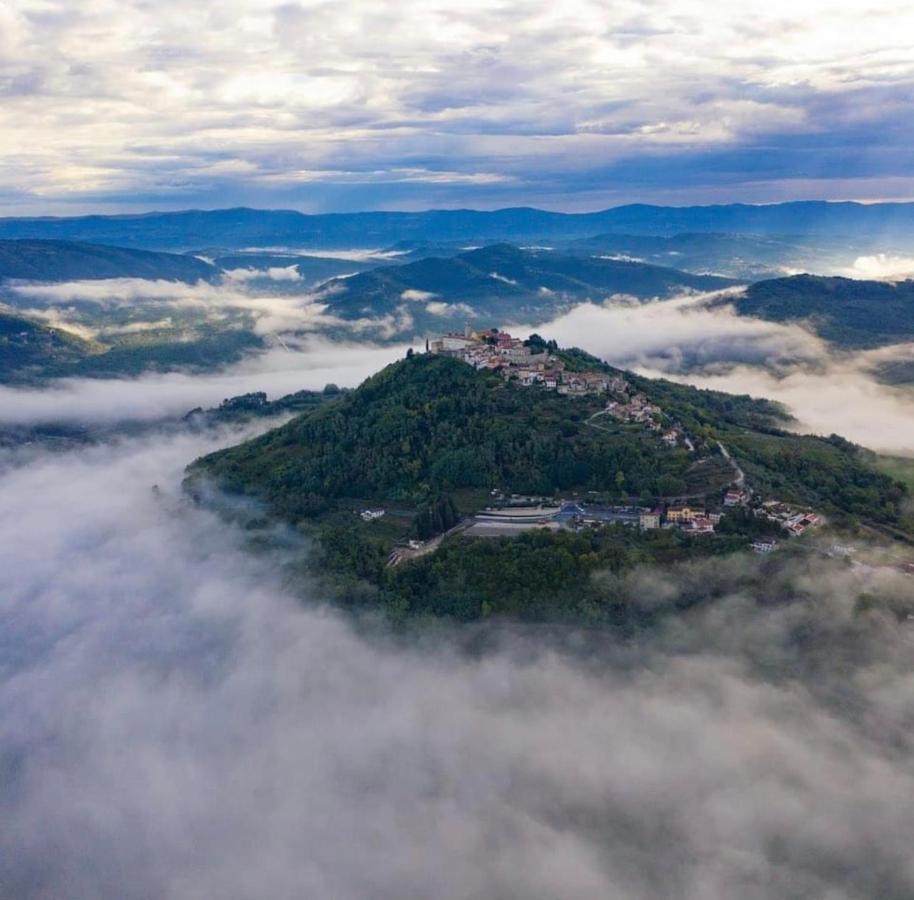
[187,344,909,623]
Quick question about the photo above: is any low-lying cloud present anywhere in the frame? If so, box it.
[519,293,827,372]
[10,277,222,304]
[845,254,914,280]
[426,300,475,317]
[224,265,304,283]
[400,288,438,302]
[649,359,914,455]
[0,337,411,425]
[241,247,409,262]
[6,275,416,338]
[522,294,914,455]
[2,424,914,899]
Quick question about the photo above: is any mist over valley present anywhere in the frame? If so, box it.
[5,1,914,895]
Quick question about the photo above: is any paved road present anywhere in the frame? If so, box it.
[585,408,618,435]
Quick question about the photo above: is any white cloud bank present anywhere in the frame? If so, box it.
[0,337,410,424]
[846,254,914,280]
[2,425,914,898]
[7,275,416,337]
[650,362,914,456]
[523,294,914,455]
[518,293,827,371]
[224,265,303,282]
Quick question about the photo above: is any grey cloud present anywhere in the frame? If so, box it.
[2,0,914,211]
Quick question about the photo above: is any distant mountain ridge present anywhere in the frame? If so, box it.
[0,239,216,283]
[319,243,736,329]
[3,202,914,250]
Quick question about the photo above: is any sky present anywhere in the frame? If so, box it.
[2,0,914,214]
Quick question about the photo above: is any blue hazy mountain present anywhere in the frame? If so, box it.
[0,239,216,283]
[2,202,914,251]
[561,232,863,280]
[318,244,736,328]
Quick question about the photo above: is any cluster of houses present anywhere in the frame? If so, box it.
[607,489,823,541]
[609,505,716,535]
[662,504,720,535]
[759,501,823,536]
[605,393,662,427]
[428,328,614,395]
[428,328,697,451]
[599,375,694,450]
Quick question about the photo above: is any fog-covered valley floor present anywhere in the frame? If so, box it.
[2,345,914,899]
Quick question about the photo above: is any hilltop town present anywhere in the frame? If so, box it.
[429,326,691,445]
[374,328,826,564]
[429,326,619,394]
[190,341,907,621]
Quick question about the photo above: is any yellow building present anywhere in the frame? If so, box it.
[666,505,704,523]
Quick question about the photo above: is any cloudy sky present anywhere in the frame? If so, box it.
[2,0,914,214]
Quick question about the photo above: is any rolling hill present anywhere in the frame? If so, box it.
[730,275,914,348]
[0,239,217,283]
[187,349,906,621]
[319,244,736,330]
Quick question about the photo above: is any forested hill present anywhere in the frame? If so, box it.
[188,352,704,518]
[186,347,908,622]
[320,243,736,329]
[0,239,217,283]
[731,275,914,348]
[188,348,900,527]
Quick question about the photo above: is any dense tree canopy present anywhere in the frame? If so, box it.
[188,345,910,623]
[192,353,697,519]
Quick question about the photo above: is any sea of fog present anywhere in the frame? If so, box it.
[4,283,914,897]
[0,274,914,900]
[8,268,914,451]
[0,337,410,424]
[3,398,914,899]
[5,286,914,453]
